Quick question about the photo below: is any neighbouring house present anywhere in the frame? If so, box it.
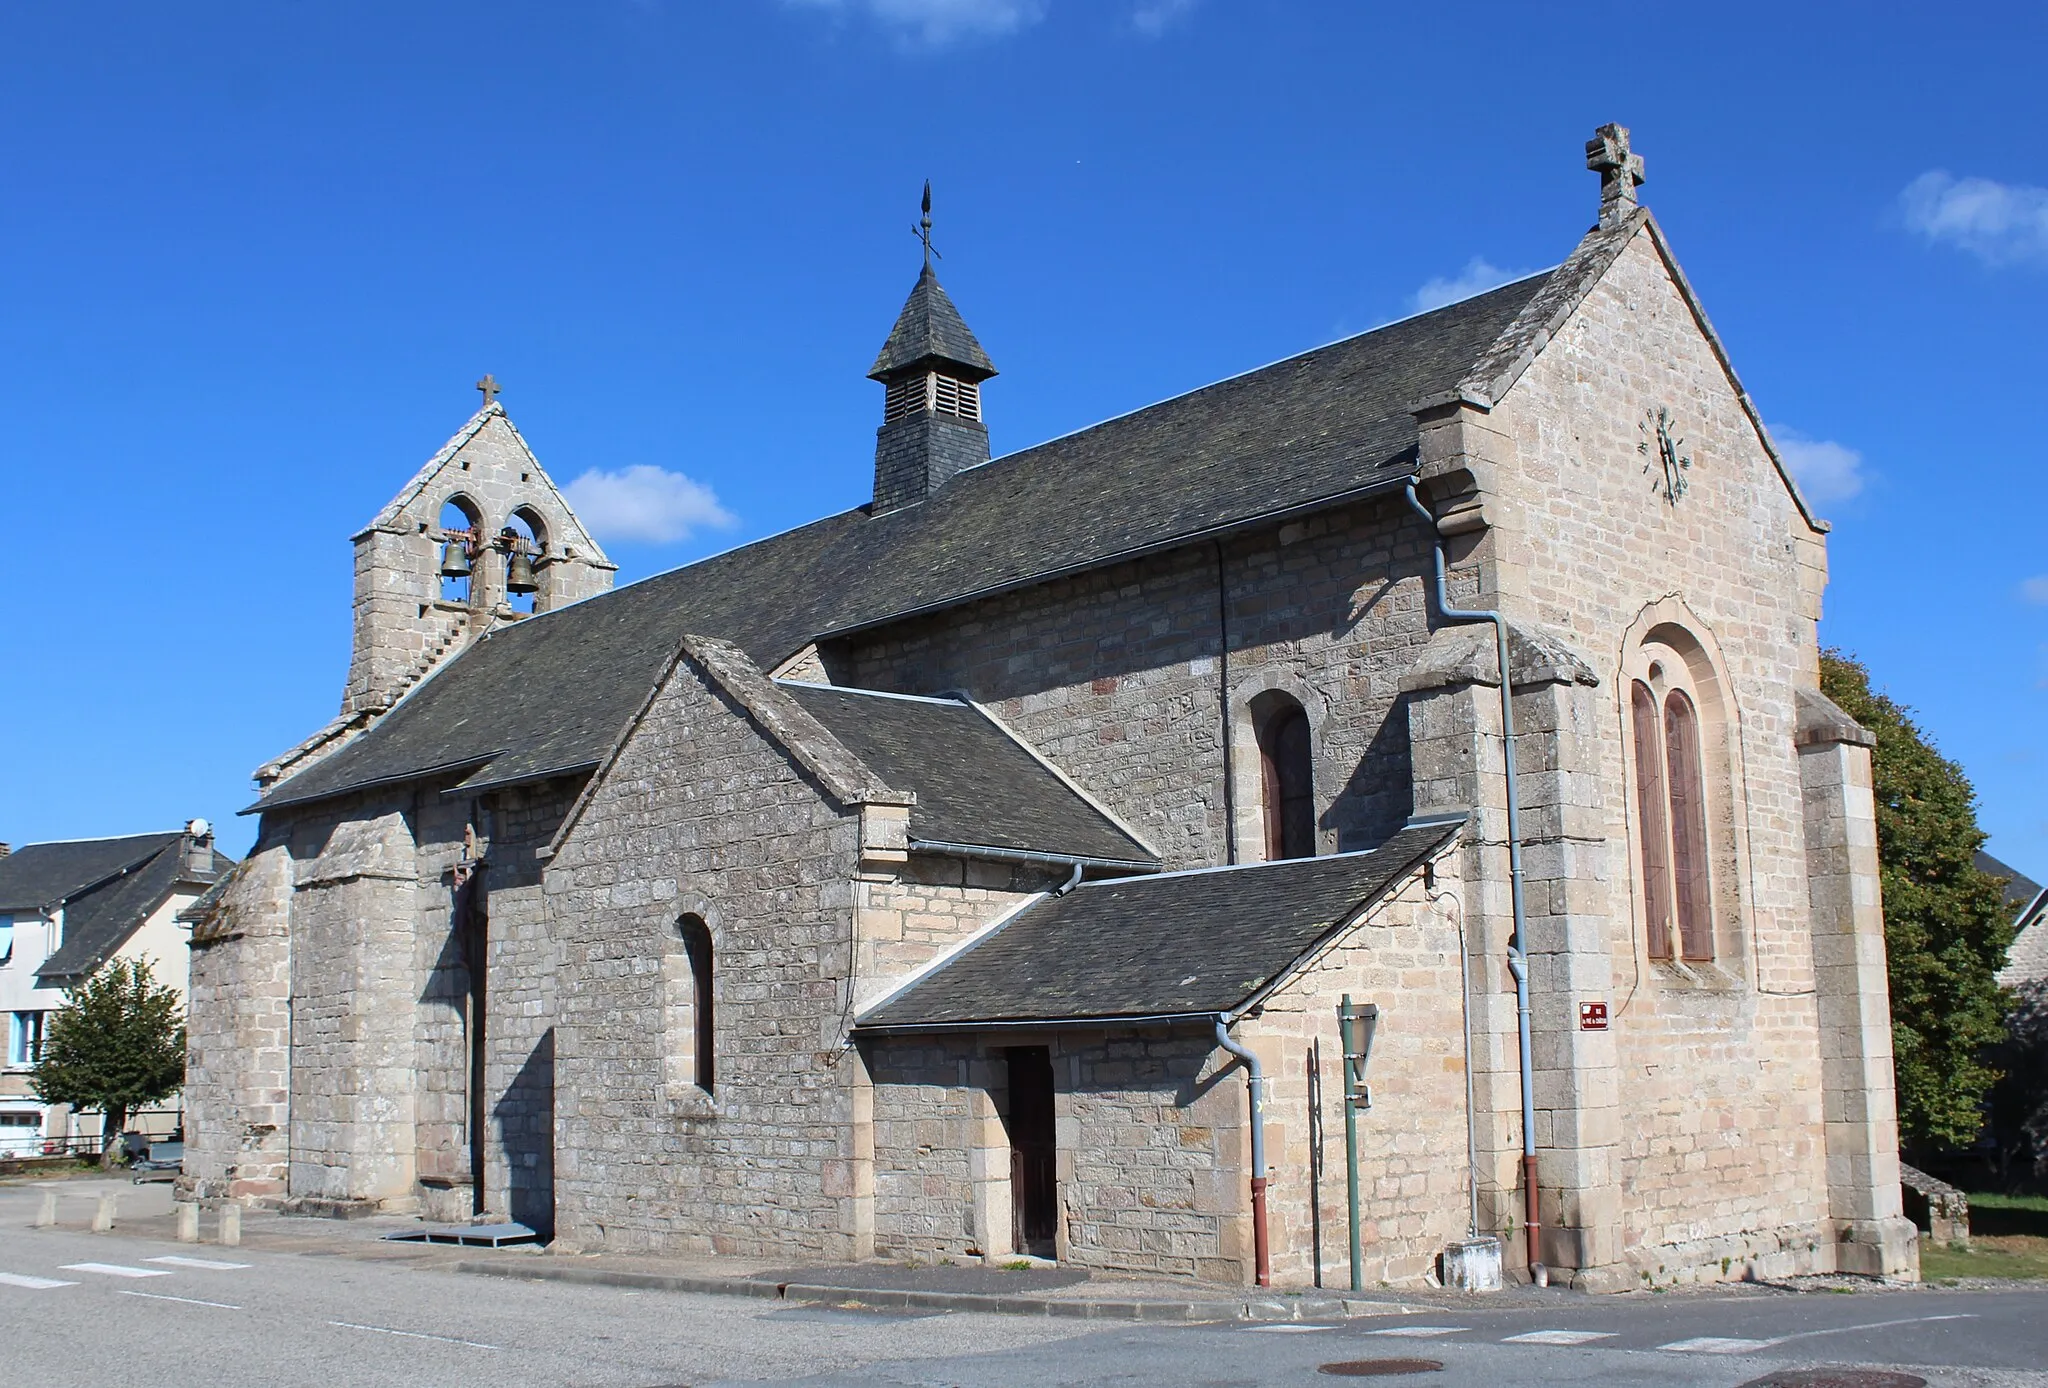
[1980,850,2048,1189]
[183,126,1916,1290]
[0,826,230,1156]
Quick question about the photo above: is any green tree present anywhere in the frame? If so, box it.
[29,958,186,1165]
[1821,650,2015,1149]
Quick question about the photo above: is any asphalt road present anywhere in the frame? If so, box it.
[3,1182,2044,1386]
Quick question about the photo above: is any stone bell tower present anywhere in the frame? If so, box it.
[342,381,615,716]
[869,184,998,515]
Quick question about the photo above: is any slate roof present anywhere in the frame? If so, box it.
[869,265,997,381]
[0,834,231,982]
[1976,851,2043,917]
[778,684,1154,865]
[855,816,1463,1030]
[252,273,1552,817]
[0,834,182,913]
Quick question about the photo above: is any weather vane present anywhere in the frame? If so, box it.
[913,179,940,268]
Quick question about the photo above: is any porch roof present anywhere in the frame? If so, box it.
[853,814,1462,1032]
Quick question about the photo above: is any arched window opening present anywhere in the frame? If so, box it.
[1253,693,1315,861]
[1629,681,1674,960]
[1625,634,1722,965]
[438,496,481,604]
[1663,690,1713,961]
[500,509,548,615]
[676,914,714,1096]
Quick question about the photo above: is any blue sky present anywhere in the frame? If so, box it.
[3,1,2044,875]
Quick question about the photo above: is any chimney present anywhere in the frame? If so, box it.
[183,818,215,877]
[0,843,11,859]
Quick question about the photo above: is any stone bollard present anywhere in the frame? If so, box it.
[177,1202,200,1243]
[92,1192,117,1232]
[219,1203,241,1247]
[34,1190,59,1228]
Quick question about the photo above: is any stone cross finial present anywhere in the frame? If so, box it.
[1585,123,1645,228]
[476,373,501,408]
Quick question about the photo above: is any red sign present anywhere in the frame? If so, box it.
[1578,1001,1610,1031]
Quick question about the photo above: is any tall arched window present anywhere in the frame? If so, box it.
[1253,693,1315,861]
[677,914,715,1095]
[1628,654,1717,962]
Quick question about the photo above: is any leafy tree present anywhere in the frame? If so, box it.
[29,957,185,1165]
[1820,650,2014,1149]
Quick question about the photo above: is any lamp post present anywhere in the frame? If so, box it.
[1339,995,1380,1293]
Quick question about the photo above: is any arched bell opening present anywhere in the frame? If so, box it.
[438,496,482,605]
[501,508,549,614]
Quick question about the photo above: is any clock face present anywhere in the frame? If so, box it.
[1638,407,1692,505]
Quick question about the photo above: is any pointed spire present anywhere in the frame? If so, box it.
[869,184,996,384]
[869,183,998,514]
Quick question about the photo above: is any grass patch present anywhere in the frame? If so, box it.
[1966,1192,2048,1239]
[1921,1235,2048,1282]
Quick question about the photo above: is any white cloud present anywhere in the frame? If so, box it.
[1409,258,1529,314]
[1770,426,1866,506]
[2021,576,2048,606]
[1899,171,2048,267]
[786,0,1047,47]
[1131,0,1198,36]
[563,465,737,546]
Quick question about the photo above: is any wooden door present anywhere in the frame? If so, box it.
[1005,1046,1057,1257]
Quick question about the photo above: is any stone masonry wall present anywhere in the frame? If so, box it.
[867,1029,1249,1282]
[839,502,1438,871]
[1251,870,1479,1288]
[181,835,294,1205]
[1487,229,1837,1281]
[546,649,869,1258]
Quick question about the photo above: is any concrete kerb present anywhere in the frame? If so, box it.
[450,1258,1431,1323]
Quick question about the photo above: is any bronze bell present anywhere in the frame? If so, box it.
[439,538,472,579]
[506,549,539,595]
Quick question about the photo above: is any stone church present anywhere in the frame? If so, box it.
[183,127,1917,1291]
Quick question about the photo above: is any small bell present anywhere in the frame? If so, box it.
[439,538,472,579]
[506,549,539,595]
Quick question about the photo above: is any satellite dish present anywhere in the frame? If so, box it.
[186,818,212,839]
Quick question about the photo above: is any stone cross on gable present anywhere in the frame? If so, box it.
[476,373,502,408]
[1585,123,1645,228]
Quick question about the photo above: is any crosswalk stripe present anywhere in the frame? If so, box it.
[1364,1326,1466,1338]
[1503,1329,1617,1346]
[1659,1336,1774,1354]
[0,1273,78,1289]
[145,1256,251,1271]
[1244,1324,1333,1333]
[61,1263,173,1279]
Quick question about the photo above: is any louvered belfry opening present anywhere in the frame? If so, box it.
[869,263,998,514]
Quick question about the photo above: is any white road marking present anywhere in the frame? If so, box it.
[118,1289,241,1310]
[0,1273,78,1289]
[61,1263,172,1279]
[145,1256,251,1271]
[1659,1337,1775,1354]
[1244,1324,1333,1333]
[329,1321,500,1350]
[1503,1329,1616,1345]
[1771,1312,1978,1344]
[1364,1326,1467,1338]
[1661,1313,1976,1357]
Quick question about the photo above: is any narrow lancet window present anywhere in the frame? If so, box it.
[1663,691,1713,961]
[679,914,715,1095]
[1630,680,1675,959]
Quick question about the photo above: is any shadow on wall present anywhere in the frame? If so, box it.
[496,1028,555,1237]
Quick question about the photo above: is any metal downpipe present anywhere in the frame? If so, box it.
[1402,480,1544,1282]
[1214,1014,1270,1287]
